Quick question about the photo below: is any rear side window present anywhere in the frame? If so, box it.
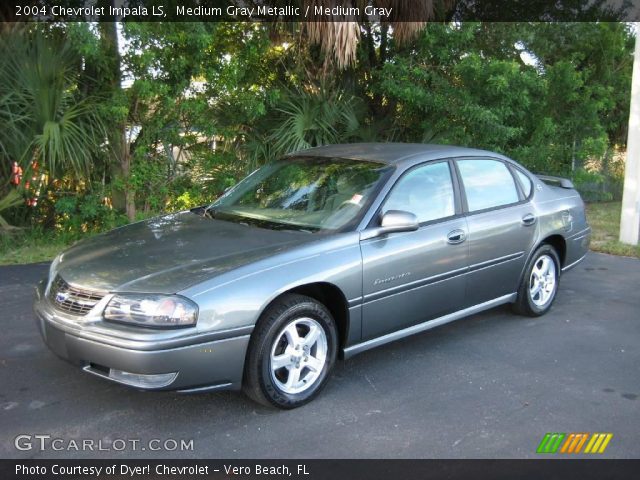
[514,169,533,198]
[457,159,519,212]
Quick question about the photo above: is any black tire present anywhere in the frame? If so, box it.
[243,293,338,409]
[513,244,561,317]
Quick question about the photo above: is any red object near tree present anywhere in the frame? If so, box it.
[10,161,22,185]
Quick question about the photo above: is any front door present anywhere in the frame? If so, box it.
[360,161,469,341]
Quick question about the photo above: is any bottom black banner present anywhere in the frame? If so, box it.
[2,459,640,480]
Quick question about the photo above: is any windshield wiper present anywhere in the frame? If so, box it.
[195,207,316,233]
[277,227,314,234]
[203,207,216,219]
[190,205,216,219]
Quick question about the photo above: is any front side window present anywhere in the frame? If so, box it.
[457,159,519,212]
[209,157,392,232]
[382,161,455,224]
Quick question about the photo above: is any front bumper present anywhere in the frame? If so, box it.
[33,280,250,392]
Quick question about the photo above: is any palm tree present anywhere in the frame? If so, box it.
[0,27,105,229]
[0,29,105,179]
[303,0,454,69]
[269,87,362,155]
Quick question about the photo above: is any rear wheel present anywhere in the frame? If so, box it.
[243,294,337,409]
[513,244,561,317]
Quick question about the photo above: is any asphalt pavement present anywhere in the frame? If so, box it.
[1,252,638,459]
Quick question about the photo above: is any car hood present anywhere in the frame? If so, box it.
[54,211,318,293]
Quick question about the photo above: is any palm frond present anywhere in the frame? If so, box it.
[304,0,360,70]
[0,190,23,230]
[303,0,455,68]
[267,86,361,157]
[0,29,106,180]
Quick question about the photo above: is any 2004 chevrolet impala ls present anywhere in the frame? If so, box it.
[34,144,591,408]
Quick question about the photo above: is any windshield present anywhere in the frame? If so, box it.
[209,156,392,232]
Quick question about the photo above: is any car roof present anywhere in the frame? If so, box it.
[289,143,510,166]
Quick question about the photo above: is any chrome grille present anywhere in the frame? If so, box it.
[48,275,105,316]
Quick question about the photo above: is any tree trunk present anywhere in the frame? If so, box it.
[99,4,136,221]
[120,128,136,221]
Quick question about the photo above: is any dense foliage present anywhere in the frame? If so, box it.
[0,21,635,255]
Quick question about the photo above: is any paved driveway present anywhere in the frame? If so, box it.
[1,252,638,459]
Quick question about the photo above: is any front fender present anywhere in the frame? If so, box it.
[179,233,363,342]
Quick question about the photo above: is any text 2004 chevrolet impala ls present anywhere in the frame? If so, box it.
[34,144,591,408]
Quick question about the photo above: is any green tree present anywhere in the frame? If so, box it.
[369,22,634,174]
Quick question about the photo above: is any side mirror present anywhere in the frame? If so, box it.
[360,210,419,240]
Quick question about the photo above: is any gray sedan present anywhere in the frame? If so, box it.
[34,143,591,408]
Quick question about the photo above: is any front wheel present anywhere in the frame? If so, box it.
[513,244,561,317]
[243,294,337,409]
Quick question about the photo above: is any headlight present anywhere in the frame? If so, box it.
[104,294,198,328]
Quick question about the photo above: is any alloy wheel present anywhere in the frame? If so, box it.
[529,254,557,307]
[269,317,328,395]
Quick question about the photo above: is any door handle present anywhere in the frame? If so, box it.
[447,229,467,244]
[522,213,537,226]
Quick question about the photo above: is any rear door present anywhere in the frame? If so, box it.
[360,160,469,340]
[454,158,537,306]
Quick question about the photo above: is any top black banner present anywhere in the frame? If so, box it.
[2,0,640,23]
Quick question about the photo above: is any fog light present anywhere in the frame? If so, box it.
[108,369,178,388]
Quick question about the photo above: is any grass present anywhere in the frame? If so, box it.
[0,231,79,265]
[1,202,638,266]
[586,202,640,258]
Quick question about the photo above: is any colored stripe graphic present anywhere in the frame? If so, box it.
[584,433,613,454]
[560,433,589,453]
[537,433,566,453]
[538,433,613,454]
